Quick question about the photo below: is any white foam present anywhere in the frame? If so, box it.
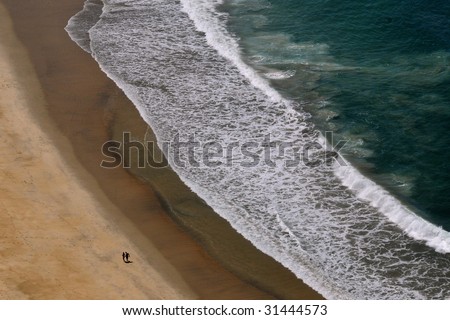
[264,69,296,80]
[335,164,450,253]
[180,0,289,104]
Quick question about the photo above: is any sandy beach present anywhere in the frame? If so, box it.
[0,0,322,299]
[0,2,196,299]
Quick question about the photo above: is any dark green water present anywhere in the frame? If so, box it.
[223,0,450,229]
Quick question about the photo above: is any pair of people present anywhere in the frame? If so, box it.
[122,251,132,263]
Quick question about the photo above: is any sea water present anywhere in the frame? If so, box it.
[66,0,450,299]
[222,0,450,230]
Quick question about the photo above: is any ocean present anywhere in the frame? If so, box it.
[66,0,450,299]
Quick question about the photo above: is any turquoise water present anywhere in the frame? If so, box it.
[223,0,450,229]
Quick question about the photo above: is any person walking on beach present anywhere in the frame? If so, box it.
[122,251,132,263]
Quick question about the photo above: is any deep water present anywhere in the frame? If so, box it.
[223,0,450,229]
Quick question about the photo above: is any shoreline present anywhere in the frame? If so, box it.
[0,0,323,299]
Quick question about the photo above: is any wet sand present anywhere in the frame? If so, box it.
[0,0,322,299]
